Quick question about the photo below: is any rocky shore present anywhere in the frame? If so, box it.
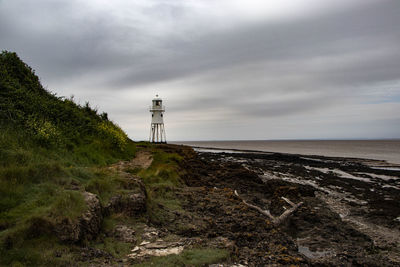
[161,145,400,266]
[60,144,400,266]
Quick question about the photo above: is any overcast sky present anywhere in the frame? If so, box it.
[1,0,399,141]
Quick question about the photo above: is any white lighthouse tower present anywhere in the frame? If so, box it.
[149,94,167,143]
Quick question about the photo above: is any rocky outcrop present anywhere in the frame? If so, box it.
[105,177,147,216]
[105,192,146,216]
[53,176,146,243]
[106,156,148,217]
[54,191,103,243]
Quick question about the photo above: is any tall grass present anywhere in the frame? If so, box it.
[0,51,137,265]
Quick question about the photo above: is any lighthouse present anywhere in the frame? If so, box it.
[149,94,167,143]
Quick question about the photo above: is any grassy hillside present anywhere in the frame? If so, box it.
[0,51,229,266]
[0,51,138,265]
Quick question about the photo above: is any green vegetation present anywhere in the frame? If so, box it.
[0,51,229,266]
[137,149,184,225]
[133,248,230,267]
[0,51,136,266]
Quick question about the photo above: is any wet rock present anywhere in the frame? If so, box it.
[54,191,103,242]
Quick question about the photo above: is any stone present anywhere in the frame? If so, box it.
[114,225,136,243]
[105,185,146,217]
[54,191,103,242]
[128,240,184,259]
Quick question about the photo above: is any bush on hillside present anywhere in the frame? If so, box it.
[0,50,129,152]
[0,51,137,266]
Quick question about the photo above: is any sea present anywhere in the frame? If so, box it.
[171,140,400,165]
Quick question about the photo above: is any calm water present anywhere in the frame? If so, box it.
[172,140,400,164]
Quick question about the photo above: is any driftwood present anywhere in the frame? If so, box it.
[234,190,303,226]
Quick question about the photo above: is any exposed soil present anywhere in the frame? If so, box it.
[110,151,153,171]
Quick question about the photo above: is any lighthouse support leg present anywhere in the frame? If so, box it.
[157,124,159,142]
[160,124,163,143]
[149,123,167,143]
[154,124,157,142]
[161,124,166,143]
[152,124,155,143]
[149,125,153,142]
[163,124,165,143]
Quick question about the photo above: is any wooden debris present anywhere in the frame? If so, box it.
[234,190,303,226]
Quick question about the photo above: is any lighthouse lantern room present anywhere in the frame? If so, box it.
[149,94,166,143]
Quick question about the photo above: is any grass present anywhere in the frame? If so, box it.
[133,248,230,267]
[0,51,138,266]
[0,134,139,265]
[0,51,231,266]
[136,149,186,225]
[94,237,132,258]
[0,236,77,266]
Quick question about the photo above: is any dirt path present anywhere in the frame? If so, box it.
[110,151,153,171]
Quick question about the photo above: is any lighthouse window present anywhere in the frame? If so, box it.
[161,114,163,117]
[152,114,154,117]
[156,100,161,106]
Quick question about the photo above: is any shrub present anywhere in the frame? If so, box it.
[0,51,137,266]
[98,121,128,151]
[26,116,61,147]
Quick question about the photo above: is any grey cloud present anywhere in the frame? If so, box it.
[1,0,399,140]
[110,0,400,88]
